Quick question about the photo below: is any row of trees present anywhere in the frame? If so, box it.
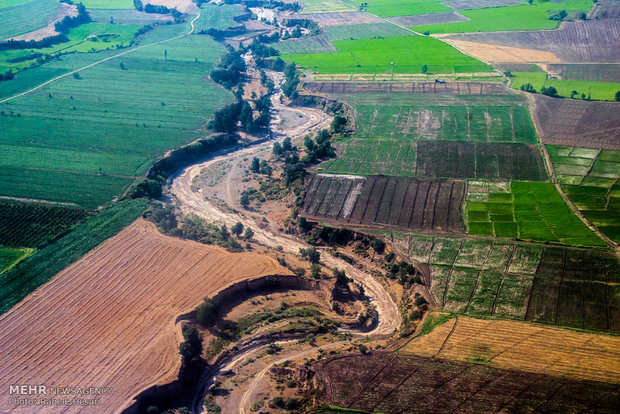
[55,3,91,34]
[210,47,246,89]
[209,94,271,134]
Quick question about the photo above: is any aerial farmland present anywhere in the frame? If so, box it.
[0,0,619,413]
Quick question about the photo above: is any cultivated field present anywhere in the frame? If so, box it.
[323,22,414,40]
[348,0,453,17]
[299,0,357,14]
[321,140,547,181]
[0,200,87,248]
[510,71,620,101]
[387,11,469,26]
[0,219,290,413]
[80,0,133,8]
[466,180,606,246]
[548,146,620,243]
[0,26,233,208]
[280,35,491,74]
[302,174,466,232]
[295,11,383,26]
[589,0,620,19]
[0,247,32,276]
[402,315,620,384]
[401,234,619,331]
[443,19,620,63]
[440,39,561,64]
[312,352,620,413]
[304,81,510,95]
[411,4,562,34]
[444,0,523,10]
[545,63,620,83]
[0,0,60,40]
[531,95,620,151]
[193,3,245,32]
[89,8,174,24]
[0,200,147,314]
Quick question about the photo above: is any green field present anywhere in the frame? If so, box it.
[349,0,452,17]
[403,233,619,331]
[510,72,620,101]
[0,199,147,314]
[351,104,537,143]
[280,36,491,74]
[299,0,357,14]
[0,27,233,208]
[80,0,134,9]
[194,3,245,32]
[411,4,563,34]
[324,23,414,40]
[0,23,141,73]
[0,200,88,248]
[0,247,33,275]
[548,145,620,243]
[0,0,60,39]
[466,181,605,246]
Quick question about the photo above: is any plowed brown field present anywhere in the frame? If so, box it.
[0,219,289,413]
[402,315,620,384]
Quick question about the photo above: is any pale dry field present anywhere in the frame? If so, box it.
[145,0,198,14]
[402,314,620,383]
[440,38,561,64]
[0,219,289,413]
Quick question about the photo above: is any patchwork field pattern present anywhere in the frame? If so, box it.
[444,19,620,63]
[466,181,605,246]
[280,35,492,74]
[0,200,87,248]
[548,146,620,243]
[302,174,465,232]
[312,352,620,414]
[0,29,232,208]
[531,95,620,151]
[403,315,620,384]
[401,234,619,331]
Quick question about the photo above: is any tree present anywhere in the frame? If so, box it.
[250,157,260,173]
[240,193,250,208]
[243,227,254,240]
[310,263,321,279]
[615,91,620,101]
[119,62,125,70]
[371,238,386,255]
[300,247,320,264]
[164,49,167,60]
[528,0,533,4]
[570,90,578,98]
[231,222,244,236]
[421,64,428,73]
[273,142,282,156]
[259,160,272,176]
[196,298,218,326]
[541,86,558,97]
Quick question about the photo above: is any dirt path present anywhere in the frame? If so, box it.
[0,12,202,104]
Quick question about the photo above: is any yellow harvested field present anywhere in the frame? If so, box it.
[0,219,289,413]
[440,38,561,63]
[402,315,620,383]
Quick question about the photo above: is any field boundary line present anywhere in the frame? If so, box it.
[449,372,506,414]
[464,242,493,313]
[494,375,546,413]
[441,239,464,308]
[553,250,568,325]
[0,12,202,105]
[490,244,517,316]
[345,356,398,409]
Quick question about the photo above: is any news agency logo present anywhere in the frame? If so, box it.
[8,385,112,407]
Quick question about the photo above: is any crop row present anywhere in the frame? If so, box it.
[402,233,619,332]
[0,200,87,248]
